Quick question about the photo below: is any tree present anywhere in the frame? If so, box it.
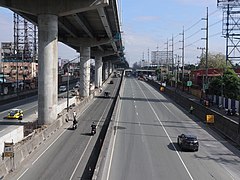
[132,62,141,69]
[198,52,231,69]
[209,68,240,100]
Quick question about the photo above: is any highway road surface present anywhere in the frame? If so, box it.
[4,77,120,180]
[104,77,240,180]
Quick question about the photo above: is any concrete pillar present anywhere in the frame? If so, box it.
[95,56,103,88]
[38,14,58,125]
[104,61,109,80]
[109,61,113,74]
[80,47,91,97]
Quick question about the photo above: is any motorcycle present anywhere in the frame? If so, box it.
[73,120,78,130]
[91,128,96,135]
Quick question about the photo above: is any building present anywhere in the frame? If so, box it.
[151,50,173,65]
[1,42,38,82]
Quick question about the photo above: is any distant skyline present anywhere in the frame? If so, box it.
[0,1,226,67]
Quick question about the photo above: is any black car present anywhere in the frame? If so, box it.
[177,134,199,151]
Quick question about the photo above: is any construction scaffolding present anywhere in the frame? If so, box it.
[217,0,240,65]
[13,13,38,62]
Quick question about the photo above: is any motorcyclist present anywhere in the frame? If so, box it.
[73,111,77,121]
[91,122,96,132]
[73,111,77,128]
[189,106,194,114]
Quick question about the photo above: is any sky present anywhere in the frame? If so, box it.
[121,0,224,66]
[0,0,225,67]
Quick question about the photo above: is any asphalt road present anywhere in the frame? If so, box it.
[4,77,120,180]
[0,83,77,130]
[105,77,240,180]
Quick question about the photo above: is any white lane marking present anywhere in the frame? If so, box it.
[106,77,125,180]
[69,136,93,180]
[106,94,122,180]
[17,168,29,180]
[17,89,100,179]
[134,105,137,108]
[70,80,120,179]
[136,112,138,116]
[136,81,194,180]
[143,83,236,180]
[0,129,5,133]
[32,130,66,165]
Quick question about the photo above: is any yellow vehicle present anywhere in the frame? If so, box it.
[7,109,23,120]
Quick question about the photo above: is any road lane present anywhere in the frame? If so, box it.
[106,77,240,180]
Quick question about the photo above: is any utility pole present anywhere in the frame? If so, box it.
[197,47,206,94]
[176,55,180,88]
[147,48,150,64]
[172,35,174,75]
[165,39,169,82]
[202,7,209,96]
[179,27,185,90]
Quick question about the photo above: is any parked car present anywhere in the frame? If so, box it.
[7,109,23,120]
[177,134,199,151]
[59,85,67,92]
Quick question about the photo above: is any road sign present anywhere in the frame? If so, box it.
[3,142,14,158]
[206,115,214,124]
[187,81,192,87]
[204,83,209,90]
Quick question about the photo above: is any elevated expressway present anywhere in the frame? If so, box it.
[0,0,128,125]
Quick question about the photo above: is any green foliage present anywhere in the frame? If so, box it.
[132,62,141,69]
[198,52,231,69]
[155,68,161,75]
[209,68,240,100]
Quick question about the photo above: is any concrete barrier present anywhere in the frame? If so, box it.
[0,126,24,155]
[93,76,125,180]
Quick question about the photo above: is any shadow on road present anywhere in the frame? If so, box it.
[0,120,26,126]
[167,142,181,151]
[81,132,93,136]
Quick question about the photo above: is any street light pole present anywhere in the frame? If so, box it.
[67,64,69,112]
[66,56,80,112]
[2,62,5,93]
[16,56,19,98]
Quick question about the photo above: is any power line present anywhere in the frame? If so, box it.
[209,31,222,38]
[185,19,202,32]
[185,29,202,40]
[185,38,202,48]
[209,19,222,28]
[209,9,221,16]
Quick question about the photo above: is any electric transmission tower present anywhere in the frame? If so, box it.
[217,0,240,65]
[14,13,38,62]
